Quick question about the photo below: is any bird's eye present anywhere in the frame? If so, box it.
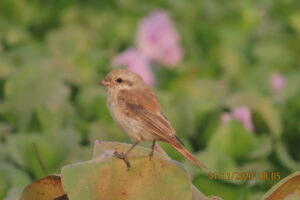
[116,78,123,83]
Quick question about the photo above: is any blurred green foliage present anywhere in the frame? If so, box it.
[0,0,300,199]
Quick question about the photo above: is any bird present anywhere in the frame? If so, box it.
[100,69,207,169]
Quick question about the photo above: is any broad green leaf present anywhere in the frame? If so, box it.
[275,142,299,171]
[62,156,192,200]
[6,131,79,178]
[4,187,25,200]
[0,163,30,187]
[208,121,255,159]
[196,149,237,172]
[46,25,92,58]
[0,163,31,199]
[88,120,128,143]
[248,135,272,159]
[92,141,214,200]
[75,85,109,120]
[193,174,248,200]
[0,143,8,161]
[253,40,293,70]
[191,185,223,200]
[45,25,101,85]
[0,173,9,200]
[3,66,70,130]
[224,92,282,138]
[290,13,300,34]
[0,57,14,78]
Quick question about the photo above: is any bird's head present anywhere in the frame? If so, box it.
[100,69,145,90]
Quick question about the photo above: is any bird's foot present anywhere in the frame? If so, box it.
[148,150,154,161]
[149,140,156,161]
[114,151,131,170]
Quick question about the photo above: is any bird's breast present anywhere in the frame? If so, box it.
[106,91,159,142]
[106,92,139,135]
[106,91,123,123]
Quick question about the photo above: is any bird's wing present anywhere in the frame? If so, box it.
[117,88,183,147]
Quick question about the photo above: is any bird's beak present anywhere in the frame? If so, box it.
[99,80,109,86]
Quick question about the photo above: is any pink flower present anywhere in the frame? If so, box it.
[220,113,232,124]
[136,10,183,66]
[112,48,155,86]
[232,106,254,132]
[220,106,254,132]
[270,73,285,92]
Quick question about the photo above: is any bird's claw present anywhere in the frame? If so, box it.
[114,151,131,170]
[148,150,154,161]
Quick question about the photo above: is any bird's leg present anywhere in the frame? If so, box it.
[124,141,140,156]
[148,140,156,160]
[114,141,139,169]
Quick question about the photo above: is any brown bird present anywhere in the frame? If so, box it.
[100,69,207,169]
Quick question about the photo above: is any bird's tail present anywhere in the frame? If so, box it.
[171,143,207,170]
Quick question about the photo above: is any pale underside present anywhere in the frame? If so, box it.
[106,87,182,147]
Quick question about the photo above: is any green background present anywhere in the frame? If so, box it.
[0,0,300,199]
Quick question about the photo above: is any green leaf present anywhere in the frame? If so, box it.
[275,142,299,171]
[196,149,237,172]
[88,120,128,143]
[3,66,70,130]
[208,121,256,159]
[62,158,192,200]
[0,172,9,200]
[4,187,25,200]
[248,135,272,159]
[6,131,79,178]
[193,174,249,200]
[224,92,282,138]
[75,85,110,120]
[0,162,31,199]
[62,142,192,200]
